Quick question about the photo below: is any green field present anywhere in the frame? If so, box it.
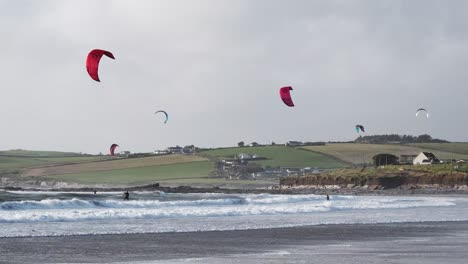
[4,143,468,186]
[23,155,209,177]
[0,149,86,157]
[23,147,348,186]
[43,159,273,186]
[302,143,468,165]
[0,156,108,170]
[409,143,468,155]
[200,146,348,168]
[44,161,215,185]
[0,149,108,171]
[13,152,272,186]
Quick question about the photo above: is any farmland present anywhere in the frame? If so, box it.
[302,143,468,165]
[3,143,468,187]
[200,146,348,168]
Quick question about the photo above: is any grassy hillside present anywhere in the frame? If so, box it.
[0,149,106,171]
[23,155,208,177]
[408,143,468,155]
[0,149,85,157]
[40,158,273,186]
[16,153,272,186]
[44,161,215,185]
[200,146,348,168]
[5,144,468,187]
[0,156,108,170]
[302,143,468,165]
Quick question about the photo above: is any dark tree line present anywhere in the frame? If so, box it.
[373,154,399,167]
[355,134,448,144]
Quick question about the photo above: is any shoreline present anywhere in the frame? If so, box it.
[1,221,467,263]
[3,183,468,196]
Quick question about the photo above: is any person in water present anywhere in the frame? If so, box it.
[124,191,130,200]
[326,194,330,201]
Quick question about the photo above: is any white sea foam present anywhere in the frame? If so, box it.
[0,194,459,223]
[1,194,455,211]
[1,193,468,238]
[5,190,125,195]
[0,197,246,211]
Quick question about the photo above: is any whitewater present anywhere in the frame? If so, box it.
[1,190,468,237]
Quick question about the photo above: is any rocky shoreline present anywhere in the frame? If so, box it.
[2,182,468,196]
[271,183,468,195]
[278,169,468,195]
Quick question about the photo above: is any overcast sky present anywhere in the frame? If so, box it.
[1,0,467,154]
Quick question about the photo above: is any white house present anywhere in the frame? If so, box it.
[166,146,183,154]
[238,153,252,160]
[413,152,440,165]
[154,150,170,155]
[286,141,304,147]
[238,153,258,160]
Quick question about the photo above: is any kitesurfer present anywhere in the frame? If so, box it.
[279,86,295,107]
[155,110,169,123]
[110,144,119,156]
[86,49,115,82]
[355,125,365,133]
[123,191,130,200]
[416,108,429,118]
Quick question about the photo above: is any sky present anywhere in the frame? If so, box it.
[1,0,467,154]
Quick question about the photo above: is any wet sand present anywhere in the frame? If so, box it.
[1,221,468,263]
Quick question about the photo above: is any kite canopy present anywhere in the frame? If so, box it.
[110,144,119,156]
[86,49,115,82]
[416,108,429,118]
[279,86,294,107]
[155,110,169,124]
[355,125,365,133]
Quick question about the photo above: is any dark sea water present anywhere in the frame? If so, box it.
[1,190,468,238]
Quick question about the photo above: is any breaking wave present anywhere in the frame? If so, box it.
[0,194,457,223]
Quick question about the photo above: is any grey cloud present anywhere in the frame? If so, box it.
[0,0,467,153]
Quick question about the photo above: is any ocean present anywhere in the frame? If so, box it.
[1,190,468,238]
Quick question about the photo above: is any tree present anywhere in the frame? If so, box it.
[373,154,398,167]
[356,134,447,144]
[417,134,432,143]
[238,141,245,147]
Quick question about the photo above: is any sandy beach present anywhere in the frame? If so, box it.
[1,221,467,263]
